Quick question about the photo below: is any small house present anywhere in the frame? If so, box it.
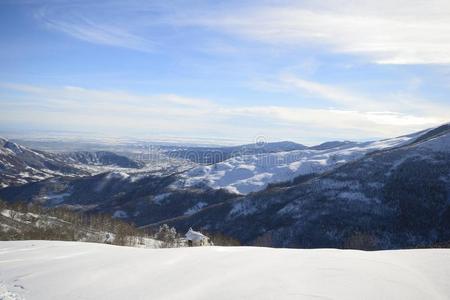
[185,227,212,246]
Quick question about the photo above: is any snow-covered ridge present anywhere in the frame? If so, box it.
[0,137,194,188]
[1,241,449,300]
[0,138,85,188]
[178,131,424,194]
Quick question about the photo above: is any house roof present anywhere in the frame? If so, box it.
[185,228,208,241]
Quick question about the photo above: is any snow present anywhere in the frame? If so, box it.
[153,192,172,204]
[105,171,130,180]
[179,133,422,194]
[1,241,450,300]
[1,209,67,229]
[3,142,24,155]
[184,202,207,216]
[40,192,71,205]
[137,237,163,249]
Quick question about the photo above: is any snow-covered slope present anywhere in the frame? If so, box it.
[0,137,172,188]
[58,151,145,169]
[171,124,450,249]
[1,241,449,300]
[178,131,424,194]
[0,207,164,248]
[164,141,307,164]
[0,138,86,188]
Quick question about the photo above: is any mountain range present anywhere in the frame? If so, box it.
[171,124,450,248]
[0,138,148,188]
[1,124,449,249]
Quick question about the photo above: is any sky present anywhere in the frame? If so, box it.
[1,0,450,145]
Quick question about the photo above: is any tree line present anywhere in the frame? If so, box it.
[0,199,241,247]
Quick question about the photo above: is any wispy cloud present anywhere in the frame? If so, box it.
[259,73,450,121]
[279,75,375,110]
[29,0,450,64]
[0,82,444,144]
[33,3,157,52]
[182,0,450,64]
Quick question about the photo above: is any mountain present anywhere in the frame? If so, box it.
[163,141,307,164]
[164,124,450,249]
[0,138,86,188]
[234,141,308,152]
[59,151,145,168]
[0,138,145,188]
[177,131,423,194]
[2,124,450,249]
[0,169,236,228]
[309,140,357,150]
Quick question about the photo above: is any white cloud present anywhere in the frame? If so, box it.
[278,75,375,109]
[227,106,438,131]
[258,73,450,123]
[184,0,450,64]
[0,82,444,144]
[30,0,450,64]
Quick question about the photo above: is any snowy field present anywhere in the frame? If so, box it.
[1,241,450,299]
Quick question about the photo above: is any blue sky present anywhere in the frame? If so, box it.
[1,0,450,145]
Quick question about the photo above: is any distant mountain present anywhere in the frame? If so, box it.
[163,141,307,164]
[164,124,450,249]
[0,137,86,188]
[233,141,308,152]
[59,151,144,169]
[0,138,144,188]
[177,132,422,194]
[309,140,357,150]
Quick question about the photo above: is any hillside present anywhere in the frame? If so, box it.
[58,151,145,169]
[0,138,146,188]
[0,171,236,227]
[0,138,86,188]
[166,124,450,248]
[0,202,164,248]
[163,141,308,164]
[177,129,425,194]
[1,240,450,300]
